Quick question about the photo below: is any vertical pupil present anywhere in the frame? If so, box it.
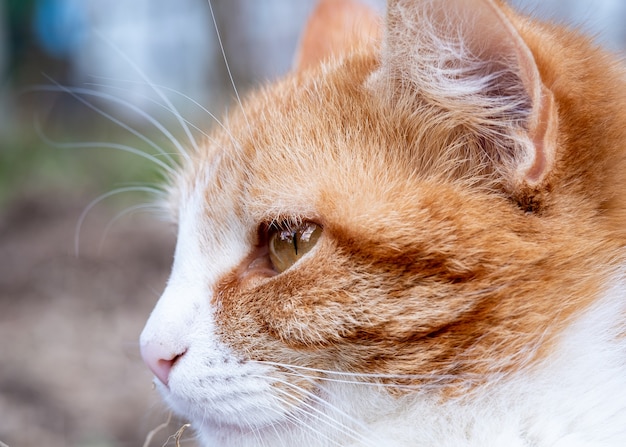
[292,231,298,255]
[269,222,321,273]
[279,228,299,255]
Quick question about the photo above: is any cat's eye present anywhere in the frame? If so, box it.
[268,222,322,273]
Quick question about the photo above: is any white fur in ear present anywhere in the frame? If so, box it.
[378,0,558,186]
[476,0,558,186]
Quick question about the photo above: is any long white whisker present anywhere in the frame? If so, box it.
[139,82,244,152]
[244,403,311,446]
[273,388,372,447]
[80,59,246,162]
[82,81,213,141]
[256,360,470,383]
[276,370,431,391]
[35,81,182,166]
[85,77,245,166]
[206,0,251,131]
[93,30,196,161]
[253,374,378,446]
[269,392,361,447]
[275,366,469,392]
[34,117,176,176]
[258,395,342,447]
[249,419,268,447]
[84,76,245,154]
[75,186,165,257]
[82,80,241,160]
[97,202,162,254]
[267,415,289,447]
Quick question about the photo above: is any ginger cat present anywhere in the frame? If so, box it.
[140,0,626,445]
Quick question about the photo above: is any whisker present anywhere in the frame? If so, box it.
[75,55,245,164]
[93,31,197,161]
[206,0,251,132]
[137,82,245,153]
[34,117,176,176]
[276,370,432,391]
[256,360,471,383]
[267,415,289,447]
[82,80,244,162]
[85,76,246,156]
[82,80,213,141]
[97,202,163,254]
[243,417,266,447]
[34,81,182,166]
[256,396,341,447]
[269,391,364,447]
[253,374,378,447]
[243,404,304,446]
[74,186,166,257]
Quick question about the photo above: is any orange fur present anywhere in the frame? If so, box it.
[142,1,626,442]
[293,0,381,72]
[198,1,626,387]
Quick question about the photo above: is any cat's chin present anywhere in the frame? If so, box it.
[164,387,315,447]
[153,365,315,435]
[154,370,344,446]
[193,416,301,447]
[156,381,290,430]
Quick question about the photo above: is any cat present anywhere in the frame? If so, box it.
[139,0,626,445]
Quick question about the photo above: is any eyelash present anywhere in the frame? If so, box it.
[268,220,315,253]
[263,219,323,273]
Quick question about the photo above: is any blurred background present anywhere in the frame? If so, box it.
[0,1,624,446]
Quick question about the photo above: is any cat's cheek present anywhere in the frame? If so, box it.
[141,275,293,428]
[157,349,287,426]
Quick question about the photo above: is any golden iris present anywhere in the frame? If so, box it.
[268,222,322,273]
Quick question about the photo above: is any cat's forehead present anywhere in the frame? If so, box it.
[177,53,489,229]
[181,62,373,210]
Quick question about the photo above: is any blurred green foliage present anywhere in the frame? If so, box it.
[0,89,178,210]
[0,0,172,209]
[0,129,167,207]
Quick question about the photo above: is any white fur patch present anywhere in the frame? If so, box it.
[140,186,289,428]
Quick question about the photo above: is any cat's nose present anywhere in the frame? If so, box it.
[140,342,186,386]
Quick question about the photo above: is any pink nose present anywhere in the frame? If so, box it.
[140,342,186,386]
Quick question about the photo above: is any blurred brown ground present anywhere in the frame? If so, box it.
[0,189,206,446]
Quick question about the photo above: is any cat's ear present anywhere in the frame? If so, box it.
[293,0,381,72]
[376,0,558,188]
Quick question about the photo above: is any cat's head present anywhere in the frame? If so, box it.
[140,0,625,444]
